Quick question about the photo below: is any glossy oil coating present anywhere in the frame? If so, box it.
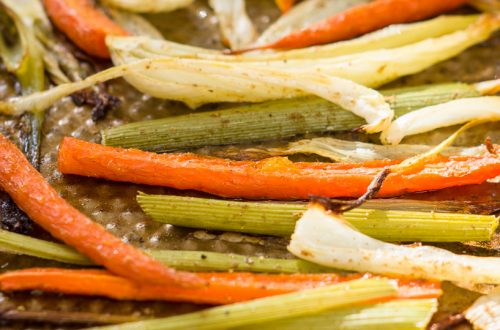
[0,0,498,329]
[58,137,500,199]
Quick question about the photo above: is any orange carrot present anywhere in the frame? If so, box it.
[0,269,441,304]
[0,133,202,288]
[43,0,128,58]
[58,137,500,200]
[240,0,468,52]
[275,0,295,13]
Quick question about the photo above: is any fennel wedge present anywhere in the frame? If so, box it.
[381,97,500,145]
[119,15,479,61]
[0,57,394,133]
[465,287,500,330]
[288,203,500,286]
[235,138,490,163]
[107,14,498,82]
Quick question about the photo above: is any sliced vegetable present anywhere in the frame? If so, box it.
[110,14,498,68]
[0,0,50,168]
[0,15,497,119]
[0,268,439,304]
[102,0,194,13]
[0,0,51,230]
[209,0,257,50]
[102,83,480,152]
[202,15,480,61]
[0,229,332,273]
[0,0,46,93]
[137,194,499,242]
[0,268,356,305]
[0,133,202,287]
[256,0,369,46]
[121,15,478,61]
[108,53,393,132]
[243,0,468,51]
[0,0,87,87]
[381,97,500,145]
[43,0,129,58]
[465,287,500,330]
[84,279,398,330]
[238,299,438,330]
[288,203,500,285]
[58,137,500,199]
[245,138,490,163]
[0,56,393,134]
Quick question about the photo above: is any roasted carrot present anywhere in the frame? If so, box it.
[0,133,202,287]
[240,0,468,52]
[58,137,500,200]
[0,269,441,304]
[275,0,295,13]
[43,0,128,58]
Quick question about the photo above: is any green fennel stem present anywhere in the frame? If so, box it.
[102,83,479,151]
[85,279,397,330]
[0,229,331,273]
[137,194,498,242]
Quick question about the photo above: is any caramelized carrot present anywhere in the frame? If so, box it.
[58,137,500,200]
[275,0,295,13]
[43,0,128,58]
[0,133,202,287]
[241,0,468,52]
[0,269,441,304]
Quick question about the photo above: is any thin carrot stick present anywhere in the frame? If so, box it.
[43,0,128,58]
[275,0,295,13]
[239,0,468,52]
[58,137,500,200]
[0,269,441,304]
[0,133,202,287]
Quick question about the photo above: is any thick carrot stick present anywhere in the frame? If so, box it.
[275,0,295,13]
[242,0,468,52]
[0,269,441,304]
[0,133,202,287]
[58,137,500,200]
[43,0,128,58]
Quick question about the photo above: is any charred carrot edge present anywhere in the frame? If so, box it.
[239,0,468,52]
[58,137,500,200]
[275,0,295,13]
[0,133,203,288]
[0,269,441,304]
[43,0,128,58]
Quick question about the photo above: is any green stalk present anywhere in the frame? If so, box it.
[137,194,499,242]
[85,279,397,330]
[0,229,331,273]
[330,198,499,215]
[236,299,437,330]
[102,83,479,152]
